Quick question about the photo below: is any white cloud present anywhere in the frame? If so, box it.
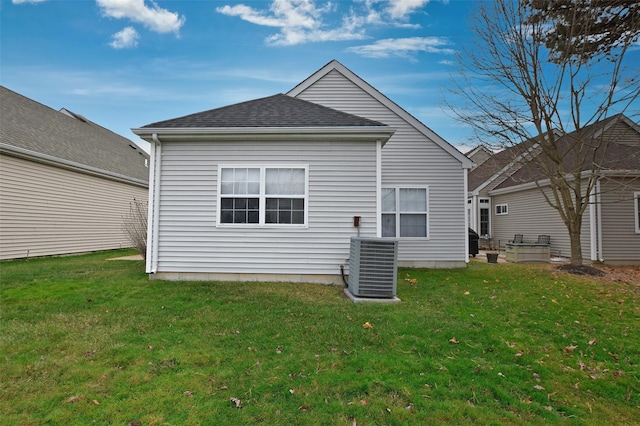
[347,36,454,58]
[96,0,185,34]
[438,59,454,66]
[12,0,47,3]
[109,26,140,49]
[217,0,365,46]
[385,0,430,20]
[217,0,435,46]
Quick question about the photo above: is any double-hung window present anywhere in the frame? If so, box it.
[382,187,428,238]
[219,166,307,226]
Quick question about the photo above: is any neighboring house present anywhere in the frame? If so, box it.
[465,144,493,169]
[0,86,149,260]
[133,60,473,284]
[468,114,640,265]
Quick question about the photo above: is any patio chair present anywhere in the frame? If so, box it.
[510,234,523,244]
[537,235,550,245]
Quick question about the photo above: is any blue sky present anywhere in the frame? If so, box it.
[1,0,481,152]
[1,0,637,154]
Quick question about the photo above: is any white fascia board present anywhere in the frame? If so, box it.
[131,126,396,144]
[0,143,149,188]
[287,60,474,169]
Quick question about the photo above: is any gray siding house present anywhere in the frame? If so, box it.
[468,114,640,265]
[0,86,149,260]
[133,60,472,284]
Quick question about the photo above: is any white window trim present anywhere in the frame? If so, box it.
[635,192,640,234]
[216,165,309,228]
[479,197,491,237]
[495,204,508,215]
[382,186,430,239]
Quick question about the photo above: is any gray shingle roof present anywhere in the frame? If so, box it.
[468,116,640,192]
[0,86,149,184]
[141,94,388,129]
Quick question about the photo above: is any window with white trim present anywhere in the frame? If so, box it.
[219,166,307,226]
[479,198,490,236]
[635,192,640,234]
[495,204,508,215]
[382,187,428,238]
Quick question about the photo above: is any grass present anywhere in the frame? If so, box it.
[1,249,639,425]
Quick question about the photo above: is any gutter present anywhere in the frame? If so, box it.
[131,126,396,144]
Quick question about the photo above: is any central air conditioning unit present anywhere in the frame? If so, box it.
[348,237,398,298]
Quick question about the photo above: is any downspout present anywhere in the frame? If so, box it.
[589,182,598,262]
[589,178,604,263]
[464,168,469,263]
[376,139,382,238]
[596,179,604,262]
[147,133,162,273]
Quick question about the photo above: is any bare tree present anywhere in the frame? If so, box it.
[449,0,639,265]
[526,0,640,63]
[122,198,148,260]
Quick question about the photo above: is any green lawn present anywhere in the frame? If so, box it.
[1,249,638,425]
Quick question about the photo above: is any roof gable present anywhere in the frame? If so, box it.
[0,86,149,184]
[467,137,540,193]
[466,144,493,168]
[287,60,473,169]
[141,94,387,129]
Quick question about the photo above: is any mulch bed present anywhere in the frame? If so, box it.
[555,264,640,287]
[555,264,606,277]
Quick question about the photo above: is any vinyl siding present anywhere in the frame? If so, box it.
[491,186,591,259]
[293,70,466,264]
[606,121,640,147]
[599,178,640,263]
[155,140,378,276]
[0,153,148,260]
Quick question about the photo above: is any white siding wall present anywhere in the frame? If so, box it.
[293,70,466,265]
[491,186,591,259]
[155,140,378,278]
[0,154,148,260]
[599,178,640,264]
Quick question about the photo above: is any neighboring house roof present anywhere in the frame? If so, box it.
[141,94,387,128]
[468,114,640,194]
[287,59,473,169]
[465,144,493,168]
[467,138,538,193]
[496,119,640,189]
[0,86,148,185]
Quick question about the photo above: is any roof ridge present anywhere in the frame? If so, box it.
[141,92,388,129]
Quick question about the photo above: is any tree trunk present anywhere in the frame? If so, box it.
[568,225,583,266]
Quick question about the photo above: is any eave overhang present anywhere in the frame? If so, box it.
[131,126,396,144]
